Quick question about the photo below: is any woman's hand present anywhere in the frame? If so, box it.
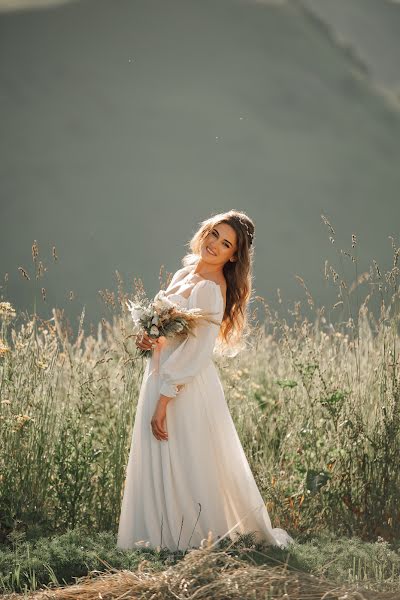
[151,396,170,441]
[150,387,185,441]
[136,329,158,351]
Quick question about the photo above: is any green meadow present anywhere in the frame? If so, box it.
[1,224,400,598]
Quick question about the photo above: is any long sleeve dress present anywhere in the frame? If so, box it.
[116,264,293,552]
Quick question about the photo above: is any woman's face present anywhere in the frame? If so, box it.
[200,223,238,267]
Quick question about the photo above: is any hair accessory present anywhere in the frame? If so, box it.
[236,215,254,246]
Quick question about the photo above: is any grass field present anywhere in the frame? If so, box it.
[1,224,400,597]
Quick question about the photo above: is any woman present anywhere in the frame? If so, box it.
[116,209,293,551]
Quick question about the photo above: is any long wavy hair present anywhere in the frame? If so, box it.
[181,210,255,356]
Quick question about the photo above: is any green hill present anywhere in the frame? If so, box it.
[0,0,399,330]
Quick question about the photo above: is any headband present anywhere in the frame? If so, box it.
[236,216,254,246]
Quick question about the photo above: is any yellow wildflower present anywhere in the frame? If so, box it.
[36,360,48,370]
[0,339,10,357]
[14,414,34,431]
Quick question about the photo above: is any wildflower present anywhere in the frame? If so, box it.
[0,302,16,320]
[16,414,32,424]
[153,290,176,312]
[14,414,35,431]
[15,342,27,350]
[150,325,159,336]
[0,339,10,357]
[251,382,262,390]
[126,300,146,322]
[36,360,48,370]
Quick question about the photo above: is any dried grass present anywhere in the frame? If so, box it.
[2,545,399,600]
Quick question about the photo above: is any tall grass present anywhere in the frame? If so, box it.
[223,219,400,541]
[0,293,143,540]
[1,217,399,551]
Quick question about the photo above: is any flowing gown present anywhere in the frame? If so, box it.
[116,264,293,551]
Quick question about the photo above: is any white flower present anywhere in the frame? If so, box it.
[126,299,145,323]
[150,325,159,336]
[153,290,175,311]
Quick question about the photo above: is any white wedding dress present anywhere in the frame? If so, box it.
[116,264,293,551]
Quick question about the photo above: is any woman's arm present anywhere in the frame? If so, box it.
[158,279,224,397]
[151,279,223,441]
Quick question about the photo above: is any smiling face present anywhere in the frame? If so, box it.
[200,222,238,267]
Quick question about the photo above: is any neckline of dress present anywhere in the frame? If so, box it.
[167,267,225,307]
[187,268,224,297]
[187,266,220,285]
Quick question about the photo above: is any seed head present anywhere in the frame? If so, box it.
[32,240,39,261]
[18,267,30,281]
[37,261,46,279]
[324,260,329,280]
[321,214,335,236]
[373,260,382,279]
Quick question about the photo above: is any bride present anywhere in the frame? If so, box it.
[116,209,293,551]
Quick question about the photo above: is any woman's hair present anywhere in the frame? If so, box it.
[182,209,255,356]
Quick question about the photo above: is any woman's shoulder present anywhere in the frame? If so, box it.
[169,265,191,286]
[193,277,226,313]
[207,273,227,304]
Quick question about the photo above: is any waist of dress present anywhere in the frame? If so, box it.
[149,336,216,372]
